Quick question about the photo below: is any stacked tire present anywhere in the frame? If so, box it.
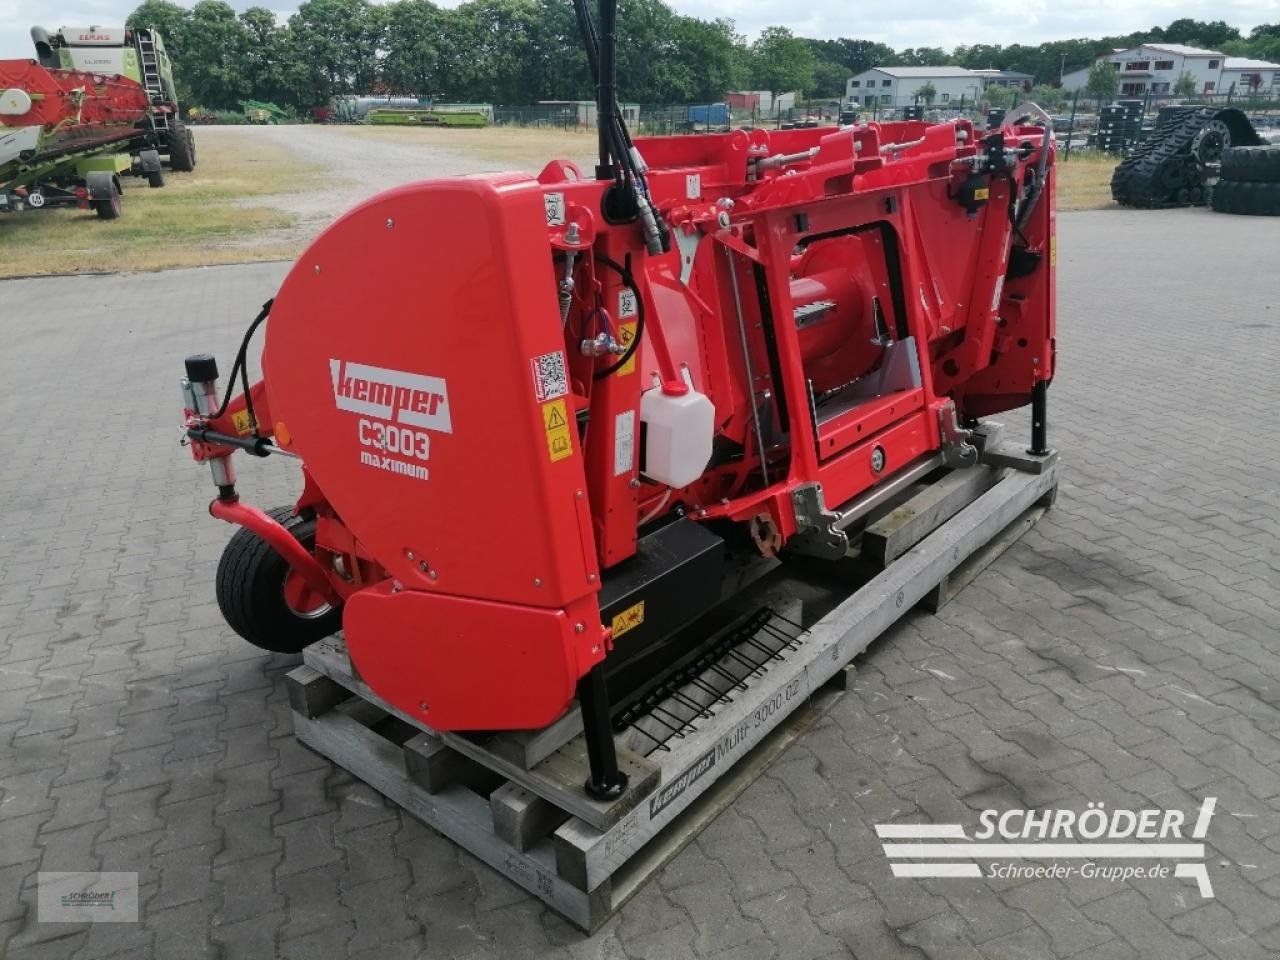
[1211,146,1280,216]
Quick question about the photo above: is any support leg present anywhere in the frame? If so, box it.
[577,664,628,800]
[1028,380,1049,456]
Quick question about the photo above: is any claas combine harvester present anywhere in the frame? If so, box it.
[180,0,1057,800]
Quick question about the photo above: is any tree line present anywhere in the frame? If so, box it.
[125,0,1280,113]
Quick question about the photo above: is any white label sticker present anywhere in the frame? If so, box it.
[544,192,566,226]
[330,358,452,434]
[614,410,635,476]
[618,288,637,319]
[685,173,701,199]
[531,351,569,402]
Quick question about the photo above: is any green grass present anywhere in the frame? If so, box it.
[1056,151,1120,211]
[0,132,315,277]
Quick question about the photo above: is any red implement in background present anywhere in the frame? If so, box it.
[0,59,150,164]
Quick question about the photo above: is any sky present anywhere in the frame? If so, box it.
[1,0,1274,65]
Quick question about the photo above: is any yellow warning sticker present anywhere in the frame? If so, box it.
[1050,235,1057,266]
[231,410,254,435]
[541,398,574,462]
[617,322,637,375]
[611,601,645,638]
[973,186,990,201]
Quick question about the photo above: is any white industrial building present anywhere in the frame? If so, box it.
[1061,43,1280,96]
[846,67,989,109]
[1221,57,1280,95]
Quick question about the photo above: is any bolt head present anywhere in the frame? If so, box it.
[386,218,395,228]
[533,577,543,587]
[574,622,585,633]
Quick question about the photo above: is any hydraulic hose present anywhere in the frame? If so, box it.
[1007,102,1054,230]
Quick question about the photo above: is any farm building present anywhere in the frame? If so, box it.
[845,67,988,109]
[971,68,1035,89]
[1220,57,1280,96]
[536,100,639,127]
[1061,44,1280,96]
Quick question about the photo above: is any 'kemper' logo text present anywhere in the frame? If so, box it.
[330,359,452,434]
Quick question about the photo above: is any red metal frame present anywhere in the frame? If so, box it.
[208,499,340,605]
[183,117,1056,732]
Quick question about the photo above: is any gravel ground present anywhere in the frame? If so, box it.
[199,125,594,242]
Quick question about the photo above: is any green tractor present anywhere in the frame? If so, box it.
[30,25,196,172]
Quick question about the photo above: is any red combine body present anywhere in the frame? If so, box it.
[180,5,1055,799]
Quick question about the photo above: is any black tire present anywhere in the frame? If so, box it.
[1210,179,1280,216]
[94,184,121,220]
[167,122,195,172]
[215,506,342,653]
[146,168,165,188]
[1220,145,1280,183]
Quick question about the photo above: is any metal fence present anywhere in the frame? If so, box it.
[488,92,1280,161]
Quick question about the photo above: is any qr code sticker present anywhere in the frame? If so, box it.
[532,351,568,402]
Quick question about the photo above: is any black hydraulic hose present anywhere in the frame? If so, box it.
[209,298,273,423]
[572,0,646,190]
[593,254,645,380]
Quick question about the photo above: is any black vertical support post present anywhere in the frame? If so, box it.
[578,663,628,799]
[1028,380,1049,456]
[595,0,616,181]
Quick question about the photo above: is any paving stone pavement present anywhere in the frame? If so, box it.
[1,206,1278,960]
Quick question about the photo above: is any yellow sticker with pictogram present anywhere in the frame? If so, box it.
[973,186,990,201]
[617,322,637,375]
[541,398,574,462]
[611,601,645,638]
[231,410,254,435]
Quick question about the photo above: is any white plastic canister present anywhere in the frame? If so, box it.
[639,378,714,488]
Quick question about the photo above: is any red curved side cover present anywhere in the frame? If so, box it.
[344,583,600,730]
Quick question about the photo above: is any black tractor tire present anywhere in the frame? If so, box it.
[1220,145,1280,183]
[215,506,342,654]
[94,183,122,220]
[146,167,165,188]
[1210,179,1280,216]
[167,122,196,172]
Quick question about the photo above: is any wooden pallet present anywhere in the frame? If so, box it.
[287,450,1059,930]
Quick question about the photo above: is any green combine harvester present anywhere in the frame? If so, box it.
[1,25,194,218]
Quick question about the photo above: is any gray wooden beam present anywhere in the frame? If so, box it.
[286,664,349,718]
[490,783,568,852]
